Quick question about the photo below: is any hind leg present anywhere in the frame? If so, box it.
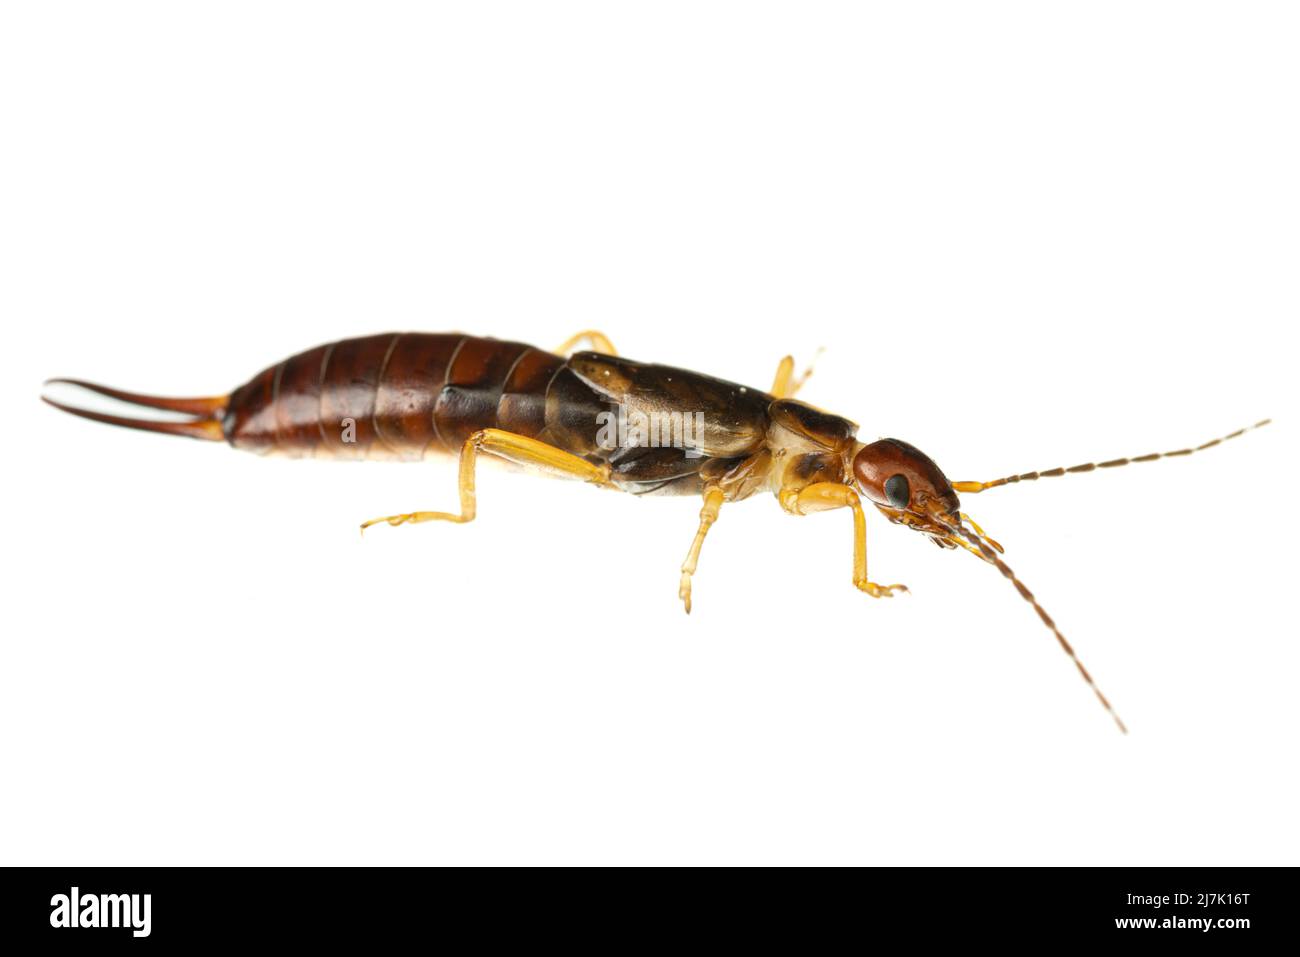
[555,330,618,356]
[360,429,613,531]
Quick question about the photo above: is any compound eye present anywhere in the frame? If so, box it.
[884,473,911,509]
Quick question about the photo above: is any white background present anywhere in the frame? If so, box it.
[1,3,1295,865]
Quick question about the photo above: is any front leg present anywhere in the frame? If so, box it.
[780,482,908,598]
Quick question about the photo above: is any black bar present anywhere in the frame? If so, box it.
[0,866,1291,946]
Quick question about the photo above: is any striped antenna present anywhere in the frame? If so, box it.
[952,419,1271,494]
[924,509,1128,734]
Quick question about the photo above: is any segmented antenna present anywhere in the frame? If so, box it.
[925,510,1128,734]
[952,419,1271,494]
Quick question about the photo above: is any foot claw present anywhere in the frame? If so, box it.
[360,514,412,534]
[858,582,908,598]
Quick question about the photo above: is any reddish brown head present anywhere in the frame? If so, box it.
[852,438,961,544]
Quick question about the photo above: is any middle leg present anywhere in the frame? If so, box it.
[769,350,822,399]
[678,486,725,614]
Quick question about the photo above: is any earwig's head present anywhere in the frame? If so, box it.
[853,438,962,546]
[845,419,1270,734]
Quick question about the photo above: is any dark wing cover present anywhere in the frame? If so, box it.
[561,352,773,494]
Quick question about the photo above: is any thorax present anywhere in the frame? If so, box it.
[763,398,859,498]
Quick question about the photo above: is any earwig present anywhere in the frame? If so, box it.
[43,331,1271,732]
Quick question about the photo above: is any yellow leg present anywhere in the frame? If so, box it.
[769,350,821,398]
[360,428,612,532]
[770,356,796,397]
[555,330,618,356]
[678,486,725,614]
[780,482,908,598]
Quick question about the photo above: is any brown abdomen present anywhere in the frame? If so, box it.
[224,333,566,460]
